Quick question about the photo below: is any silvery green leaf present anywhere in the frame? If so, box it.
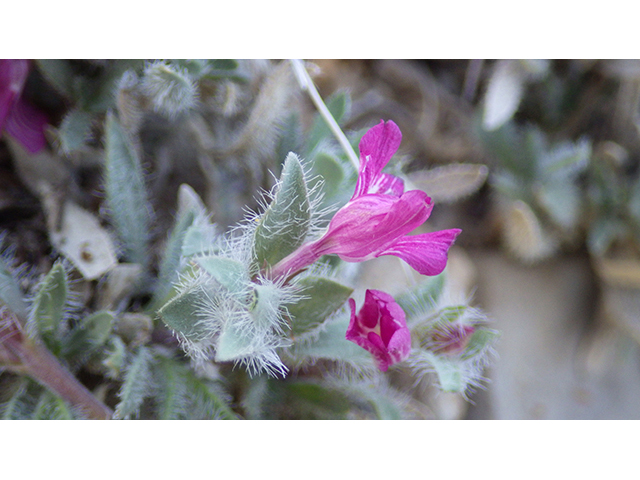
[104,111,151,268]
[535,180,582,230]
[150,184,208,311]
[291,314,372,366]
[57,109,96,154]
[286,276,353,337]
[252,153,311,270]
[0,253,28,321]
[114,346,154,419]
[157,284,211,342]
[540,139,591,179]
[310,151,345,201]
[215,322,254,362]
[195,256,249,295]
[61,311,115,364]
[29,262,69,352]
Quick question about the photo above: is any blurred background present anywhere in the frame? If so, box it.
[2,59,640,419]
[307,59,640,419]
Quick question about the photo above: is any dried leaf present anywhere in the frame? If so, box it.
[503,200,558,262]
[409,163,489,203]
[482,60,527,131]
[49,201,118,281]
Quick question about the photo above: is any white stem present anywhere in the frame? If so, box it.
[289,59,360,170]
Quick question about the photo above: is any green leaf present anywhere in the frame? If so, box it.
[291,314,372,366]
[215,322,254,362]
[185,371,238,419]
[420,351,467,392]
[35,60,76,98]
[77,60,144,113]
[150,184,208,311]
[57,109,96,154]
[33,390,75,420]
[310,151,345,201]
[252,153,311,270]
[281,381,352,419]
[61,310,115,364]
[535,180,582,230]
[157,284,211,342]
[102,335,127,379]
[0,378,40,420]
[104,111,151,268]
[196,256,250,295]
[114,346,154,419]
[463,328,500,361]
[154,356,190,420]
[29,262,69,352]
[0,252,28,321]
[287,276,352,337]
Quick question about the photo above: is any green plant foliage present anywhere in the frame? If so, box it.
[57,109,96,154]
[305,91,351,155]
[157,284,212,343]
[28,262,69,353]
[252,153,311,270]
[149,185,209,312]
[61,311,115,366]
[104,111,151,268]
[33,390,75,420]
[114,346,154,419]
[286,276,353,337]
[0,251,28,321]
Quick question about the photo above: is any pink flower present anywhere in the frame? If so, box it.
[346,289,411,372]
[0,59,49,153]
[270,120,461,280]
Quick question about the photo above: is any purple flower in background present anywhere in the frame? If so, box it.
[346,289,411,372]
[0,59,48,153]
[270,120,461,280]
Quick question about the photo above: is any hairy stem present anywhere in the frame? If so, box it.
[289,59,360,170]
[1,312,113,419]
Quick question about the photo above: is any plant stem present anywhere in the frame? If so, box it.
[1,313,113,419]
[289,59,360,170]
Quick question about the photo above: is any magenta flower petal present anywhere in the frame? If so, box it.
[5,96,49,153]
[346,290,411,372]
[0,59,29,131]
[370,172,404,196]
[0,59,48,153]
[312,190,432,262]
[353,120,403,198]
[377,228,462,276]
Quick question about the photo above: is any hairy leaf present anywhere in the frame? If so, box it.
[252,153,311,270]
[287,276,352,337]
[104,111,151,268]
[114,346,154,419]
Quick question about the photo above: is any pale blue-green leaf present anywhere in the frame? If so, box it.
[29,262,68,352]
[157,285,211,342]
[416,350,466,393]
[536,180,582,229]
[252,152,311,270]
[104,111,151,267]
[150,184,208,311]
[58,109,96,154]
[196,256,249,295]
[61,310,115,363]
[215,322,254,362]
[292,314,371,365]
[114,346,154,419]
[0,254,28,321]
[287,276,352,337]
[33,390,75,420]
